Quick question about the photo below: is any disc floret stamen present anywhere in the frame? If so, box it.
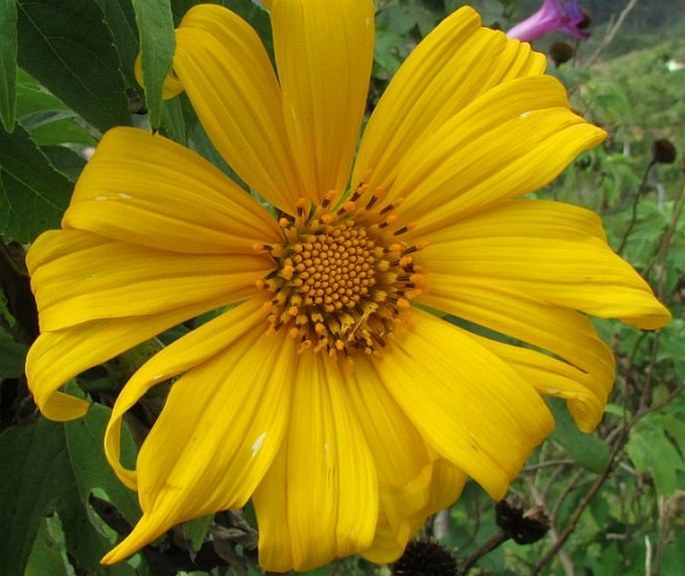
[259,191,424,358]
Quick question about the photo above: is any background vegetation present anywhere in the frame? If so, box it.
[0,0,683,575]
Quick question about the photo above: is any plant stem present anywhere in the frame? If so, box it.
[461,531,509,574]
[616,159,656,255]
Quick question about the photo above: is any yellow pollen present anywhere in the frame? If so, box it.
[260,193,425,358]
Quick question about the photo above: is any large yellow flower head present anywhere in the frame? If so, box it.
[25,0,670,572]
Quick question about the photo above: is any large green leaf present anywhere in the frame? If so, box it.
[16,0,131,133]
[0,0,18,131]
[0,404,140,576]
[0,123,72,242]
[131,0,175,129]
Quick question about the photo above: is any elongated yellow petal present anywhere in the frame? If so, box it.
[271,0,374,201]
[421,237,671,329]
[474,335,606,432]
[417,199,607,243]
[25,296,232,422]
[62,127,281,252]
[28,230,273,331]
[103,297,269,489]
[384,76,604,228]
[376,309,553,499]
[171,5,303,212]
[253,352,378,572]
[103,301,292,563]
[353,6,545,194]
[420,278,616,391]
[346,357,433,518]
[29,230,272,331]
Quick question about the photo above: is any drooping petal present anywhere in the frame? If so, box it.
[419,202,671,329]
[102,299,292,563]
[375,309,553,499]
[363,459,467,565]
[271,0,375,201]
[353,6,546,195]
[253,352,378,572]
[474,335,606,432]
[28,230,273,331]
[62,128,282,252]
[103,297,269,489]
[170,4,303,212]
[25,297,232,422]
[384,76,604,229]
[419,277,618,430]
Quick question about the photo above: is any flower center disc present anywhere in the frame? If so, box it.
[259,193,424,359]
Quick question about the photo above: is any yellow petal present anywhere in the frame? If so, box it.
[253,352,378,572]
[271,0,374,200]
[171,5,303,212]
[421,278,615,389]
[102,299,290,563]
[474,335,607,432]
[250,439,294,571]
[353,6,545,194]
[63,127,281,252]
[363,459,467,565]
[346,356,433,519]
[26,297,231,422]
[376,309,553,499]
[421,236,671,329]
[134,55,183,99]
[28,230,271,332]
[418,199,607,243]
[385,76,604,229]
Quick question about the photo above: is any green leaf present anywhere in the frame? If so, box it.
[0,328,26,378]
[15,68,69,117]
[0,123,72,242]
[98,0,140,92]
[25,515,75,576]
[160,91,188,144]
[0,404,140,576]
[183,514,214,552]
[16,0,132,133]
[21,110,97,147]
[15,69,97,148]
[131,0,175,129]
[548,398,610,473]
[626,413,685,496]
[0,0,18,131]
[41,146,87,183]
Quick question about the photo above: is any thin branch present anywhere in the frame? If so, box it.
[461,531,509,575]
[642,180,685,278]
[523,459,576,472]
[654,496,672,576]
[617,159,656,255]
[587,0,640,66]
[531,386,684,575]
[528,480,576,576]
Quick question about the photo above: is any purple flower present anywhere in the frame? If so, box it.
[507,0,590,43]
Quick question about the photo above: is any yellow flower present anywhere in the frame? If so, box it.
[25,0,670,572]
